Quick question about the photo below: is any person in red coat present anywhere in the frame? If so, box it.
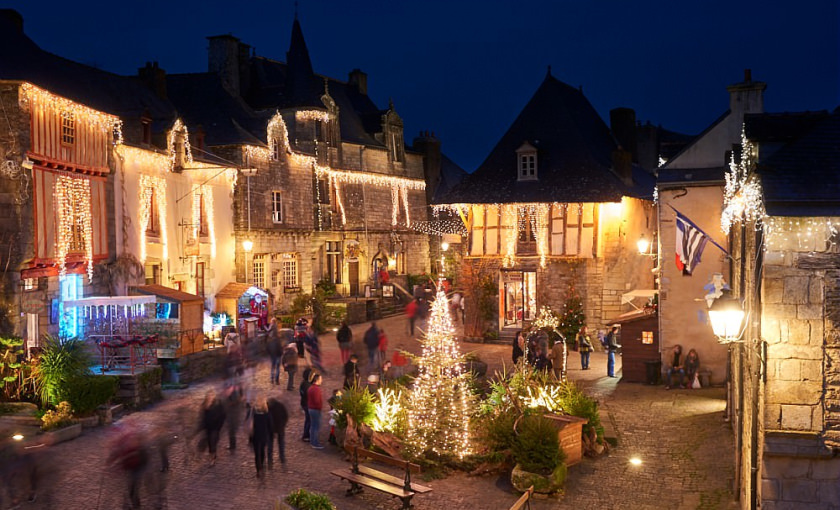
[306,373,324,449]
[405,299,418,337]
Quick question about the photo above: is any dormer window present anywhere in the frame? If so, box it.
[516,142,538,181]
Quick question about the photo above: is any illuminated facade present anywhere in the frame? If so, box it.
[436,72,656,336]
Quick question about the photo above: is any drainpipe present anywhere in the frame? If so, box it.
[749,225,764,509]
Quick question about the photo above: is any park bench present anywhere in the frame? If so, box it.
[331,445,433,509]
[508,485,534,510]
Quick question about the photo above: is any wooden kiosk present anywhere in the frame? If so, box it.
[610,291,660,383]
[131,285,206,356]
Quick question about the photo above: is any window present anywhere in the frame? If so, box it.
[145,263,161,285]
[23,278,37,291]
[272,191,283,223]
[198,195,208,236]
[282,256,298,289]
[271,269,281,289]
[68,216,85,253]
[61,112,75,146]
[642,331,654,345]
[271,138,280,161]
[326,241,342,284]
[253,254,265,288]
[390,132,404,162]
[147,188,160,235]
[141,117,152,145]
[195,262,205,297]
[516,142,537,181]
[550,203,596,257]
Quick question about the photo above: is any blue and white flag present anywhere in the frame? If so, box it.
[675,212,709,275]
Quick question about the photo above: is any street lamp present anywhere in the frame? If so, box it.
[637,234,656,257]
[708,289,745,343]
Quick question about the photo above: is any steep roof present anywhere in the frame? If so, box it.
[0,10,175,138]
[439,73,649,204]
[432,153,469,203]
[748,109,840,216]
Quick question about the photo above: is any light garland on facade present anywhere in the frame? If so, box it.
[721,129,765,234]
[54,175,94,280]
[167,118,193,171]
[764,217,840,252]
[409,219,468,236]
[332,177,347,224]
[138,174,168,262]
[19,82,123,144]
[406,279,472,458]
[502,204,517,267]
[295,109,333,123]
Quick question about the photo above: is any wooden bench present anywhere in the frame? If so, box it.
[509,485,534,510]
[331,445,432,509]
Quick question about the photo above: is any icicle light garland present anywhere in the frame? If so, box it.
[138,175,168,262]
[721,129,765,234]
[295,109,333,123]
[19,82,123,144]
[406,279,473,458]
[502,204,517,268]
[764,217,840,252]
[54,175,94,280]
[166,118,193,171]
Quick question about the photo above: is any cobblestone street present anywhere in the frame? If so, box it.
[17,314,737,510]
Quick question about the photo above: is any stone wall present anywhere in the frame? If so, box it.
[176,348,227,384]
[761,432,840,509]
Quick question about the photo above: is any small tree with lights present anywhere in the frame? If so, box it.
[558,283,586,346]
[405,278,473,459]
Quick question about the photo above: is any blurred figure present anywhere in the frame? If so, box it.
[294,317,308,358]
[0,437,48,507]
[299,367,314,442]
[378,327,389,365]
[282,343,299,391]
[307,373,325,449]
[267,397,289,469]
[107,424,149,509]
[249,397,273,477]
[512,330,525,364]
[198,390,226,465]
[449,292,462,323]
[328,389,342,445]
[336,320,353,364]
[343,353,360,389]
[380,360,394,386]
[363,322,380,369]
[223,381,245,450]
[405,298,418,337]
[266,317,282,385]
[305,324,327,374]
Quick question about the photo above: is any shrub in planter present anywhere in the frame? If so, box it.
[284,489,336,510]
[331,384,375,429]
[59,375,119,416]
[512,414,565,474]
[31,335,91,406]
[41,401,75,431]
[559,383,604,442]
[479,407,518,453]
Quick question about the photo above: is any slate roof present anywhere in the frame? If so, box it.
[657,166,727,187]
[438,73,652,204]
[432,153,469,203]
[747,109,840,217]
[0,10,175,142]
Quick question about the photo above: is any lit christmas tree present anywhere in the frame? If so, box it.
[406,278,473,459]
[559,283,586,344]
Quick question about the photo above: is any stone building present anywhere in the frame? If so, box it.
[435,71,656,338]
[169,17,438,310]
[723,108,840,509]
[657,71,766,385]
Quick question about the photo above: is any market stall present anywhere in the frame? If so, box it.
[214,282,272,335]
[610,291,659,384]
[131,284,206,356]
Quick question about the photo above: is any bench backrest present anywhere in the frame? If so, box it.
[346,444,421,474]
[508,485,534,510]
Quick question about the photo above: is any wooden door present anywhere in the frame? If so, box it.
[349,261,359,296]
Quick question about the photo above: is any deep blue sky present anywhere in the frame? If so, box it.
[9,0,839,171]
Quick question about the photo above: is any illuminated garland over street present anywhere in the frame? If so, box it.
[19,82,123,144]
[138,174,168,262]
[721,129,765,234]
[405,279,473,458]
[54,175,94,280]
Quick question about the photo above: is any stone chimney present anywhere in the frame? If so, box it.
[0,9,23,33]
[610,107,637,162]
[612,148,633,187]
[208,34,249,96]
[348,69,368,95]
[138,61,167,100]
[413,131,442,204]
[727,69,766,116]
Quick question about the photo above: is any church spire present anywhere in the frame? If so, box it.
[285,16,318,105]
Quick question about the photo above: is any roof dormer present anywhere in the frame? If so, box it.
[516,142,538,181]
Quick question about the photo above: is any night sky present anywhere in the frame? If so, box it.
[8,0,839,171]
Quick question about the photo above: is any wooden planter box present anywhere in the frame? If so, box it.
[544,414,588,466]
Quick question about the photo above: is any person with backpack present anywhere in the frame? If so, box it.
[577,326,594,370]
[606,326,622,378]
[266,318,282,385]
[282,343,298,391]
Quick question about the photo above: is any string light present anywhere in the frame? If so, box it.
[406,278,473,458]
[295,109,333,123]
[19,82,123,144]
[502,204,517,267]
[138,175,168,262]
[166,118,193,171]
[54,175,94,281]
[721,128,765,234]
[409,220,468,236]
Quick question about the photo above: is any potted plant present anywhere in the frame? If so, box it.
[510,414,567,494]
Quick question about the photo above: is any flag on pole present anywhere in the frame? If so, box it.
[675,212,709,275]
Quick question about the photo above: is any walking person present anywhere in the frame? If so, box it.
[249,397,273,477]
[222,381,244,451]
[606,326,621,378]
[266,318,282,385]
[299,368,313,442]
[405,298,418,336]
[267,398,289,469]
[307,373,325,449]
[282,343,298,391]
[577,326,594,370]
[294,317,308,358]
[343,353,360,389]
[107,425,149,509]
[305,324,327,374]
[512,330,526,364]
[378,327,389,365]
[363,322,380,369]
[336,321,353,365]
[548,336,567,380]
[198,390,226,466]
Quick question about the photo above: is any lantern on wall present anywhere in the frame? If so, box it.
[708,289,745,343]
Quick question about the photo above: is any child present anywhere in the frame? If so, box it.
[327,389,343,446]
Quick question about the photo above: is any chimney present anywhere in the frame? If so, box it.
[237,41,252,98]
[207,34,242,96]
[610,107,637,162]
[727,68,766,116]
[0,9,23,34]
[612,148,633,187]
[348,69,368,95]
[412,131,442,204]
[138,62,167,100]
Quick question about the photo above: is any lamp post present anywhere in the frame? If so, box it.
[708,289,745,343]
